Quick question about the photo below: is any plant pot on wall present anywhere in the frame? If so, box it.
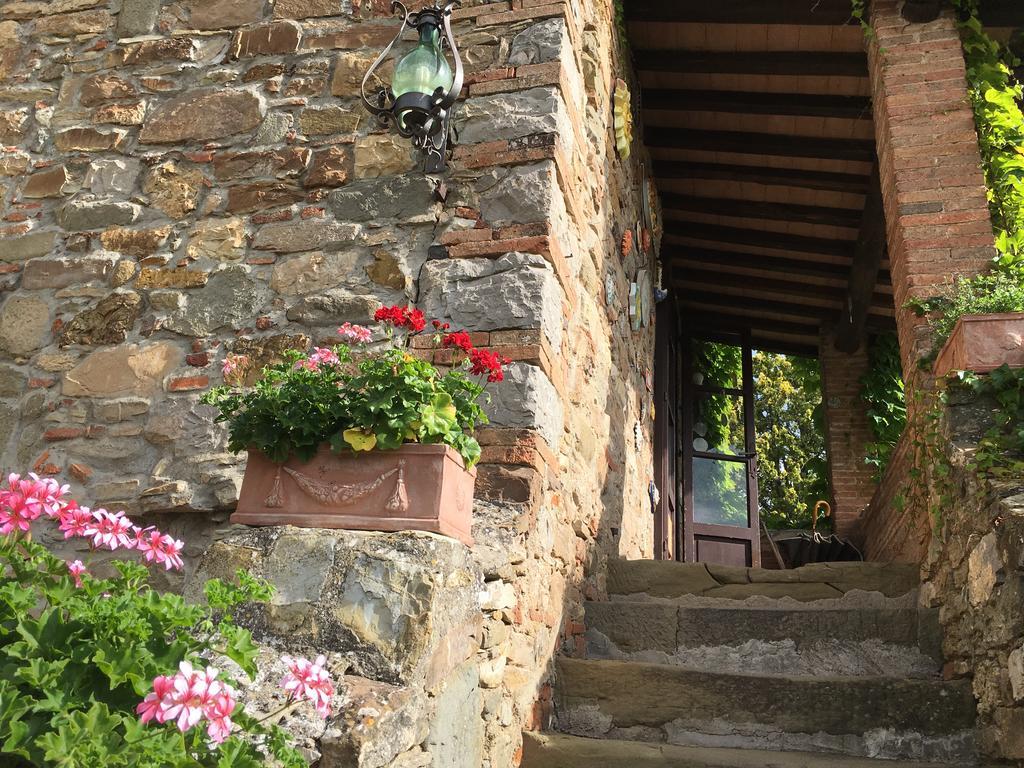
[933,312,1024,378]
[234,443,476,546]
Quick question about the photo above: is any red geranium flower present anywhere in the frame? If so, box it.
[442,331,473,353]
[374,305,426,333]
[469,348,508,383]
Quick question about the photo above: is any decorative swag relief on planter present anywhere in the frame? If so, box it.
[204,308,508,547]
[235,445,476,545]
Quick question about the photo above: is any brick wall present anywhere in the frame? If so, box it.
[819,329,878,537]
[862,0,996,562]
[858,430,926,562]
[867,0,995,376]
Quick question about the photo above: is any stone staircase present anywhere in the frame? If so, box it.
[523,560,981,767]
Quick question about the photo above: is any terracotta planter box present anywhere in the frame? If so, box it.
[233,443,475,545]
[933,312,1024,378]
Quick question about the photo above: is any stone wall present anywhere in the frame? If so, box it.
[919,388,1024,763]
[0,0,656,765]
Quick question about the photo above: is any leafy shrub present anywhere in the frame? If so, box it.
[0,474,332,767]
[203,308,507,468]
[910,271,1024,352]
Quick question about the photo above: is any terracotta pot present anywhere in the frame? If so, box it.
[933,312,1024,377]
[233,443,475,545]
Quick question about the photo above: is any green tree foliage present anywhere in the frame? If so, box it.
[860,332,907,476]
[753,352,830,530]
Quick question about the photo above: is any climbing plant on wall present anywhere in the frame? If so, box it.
[860,332,907,477]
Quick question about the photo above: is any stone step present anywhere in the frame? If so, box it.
[606,560,920,602]
[584,600,943,678]
[522,732,975,768]
[554,658,976,763]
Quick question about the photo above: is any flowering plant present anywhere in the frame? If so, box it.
[0,473,331,767]
[203,307,509,468]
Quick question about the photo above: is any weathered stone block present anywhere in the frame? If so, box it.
[62,342,181,397]
[305,145,353,188]
[143,161,204,220]
[328,175,436,223]
[486,362,562,450]
[80,74,137,106]
[33,9,111,36]
[94,100,146,125]
[61,292,142,346]
[212,147,310,181]
[186,218,246,261]
[0,365,27,396]
[226,182,303,213]
[230,20,301,58]
[187,0,265,29]
[0,108,28,144]
[477,161,554,226]
[135,268,209,290]
[274,0,339,18]
[354,133,412,179]
[252,218,356,253]
[285,289,381,325]
[22,166,71,198]
[54,127,127,152]
[508,18,566,66]
[299,105,359,136]
[139,89,263,144]
[164,265,265,336]
[85,157,141,196]
[0,294,49,355]
[3,231,55,261]
[117,0,159,37]
[459,86,561,145]
[99,226,170,257]
[58,200,141,232]
[270,251,366,296]
[420,252,563,349]
[22,257,114,289]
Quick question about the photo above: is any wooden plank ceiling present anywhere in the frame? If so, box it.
[626,0,1021,357]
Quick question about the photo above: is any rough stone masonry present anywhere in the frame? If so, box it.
[0,0,657,765]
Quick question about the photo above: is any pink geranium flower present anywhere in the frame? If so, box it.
[204,688,237,744]
[67,560,86,588]
[294,347,341,372]
[222,354,248,378]
[136,529,185,571]
[58,503,93,539]
[0,473,45,535]
[338,323,372,344]
[83,509,136,551]
[162,662,222,734]
[281,654,334,718]
[137,674,176,724]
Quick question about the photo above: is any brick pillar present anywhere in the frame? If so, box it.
[819,330,877,537]
[867,1,996,376]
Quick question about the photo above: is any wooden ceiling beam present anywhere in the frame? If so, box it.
[835,163,886,353]
[653,161,870,194]
[675,267,849,303]
[661,193,863,228]
[667,246,853,279]
[644,128,876,161]
[664,221,855,257]
[624,0,856,25]
[634,50,868,77]
[642,89,872,119]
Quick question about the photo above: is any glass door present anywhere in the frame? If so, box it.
[682,331,761,567]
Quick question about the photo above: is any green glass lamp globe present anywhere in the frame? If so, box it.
[392,24,453,100]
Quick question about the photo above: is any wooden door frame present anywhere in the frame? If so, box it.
[680,327,761,566]
[653,298,680,560]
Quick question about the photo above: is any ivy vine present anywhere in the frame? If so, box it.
[954,365,1024,476]
[860,332,907,477]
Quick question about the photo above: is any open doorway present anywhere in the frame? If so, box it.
[654,318,831,567]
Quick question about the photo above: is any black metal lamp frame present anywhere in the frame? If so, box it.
[360,1,464,174]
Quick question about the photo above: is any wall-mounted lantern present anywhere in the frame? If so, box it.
[360,2,464,174]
